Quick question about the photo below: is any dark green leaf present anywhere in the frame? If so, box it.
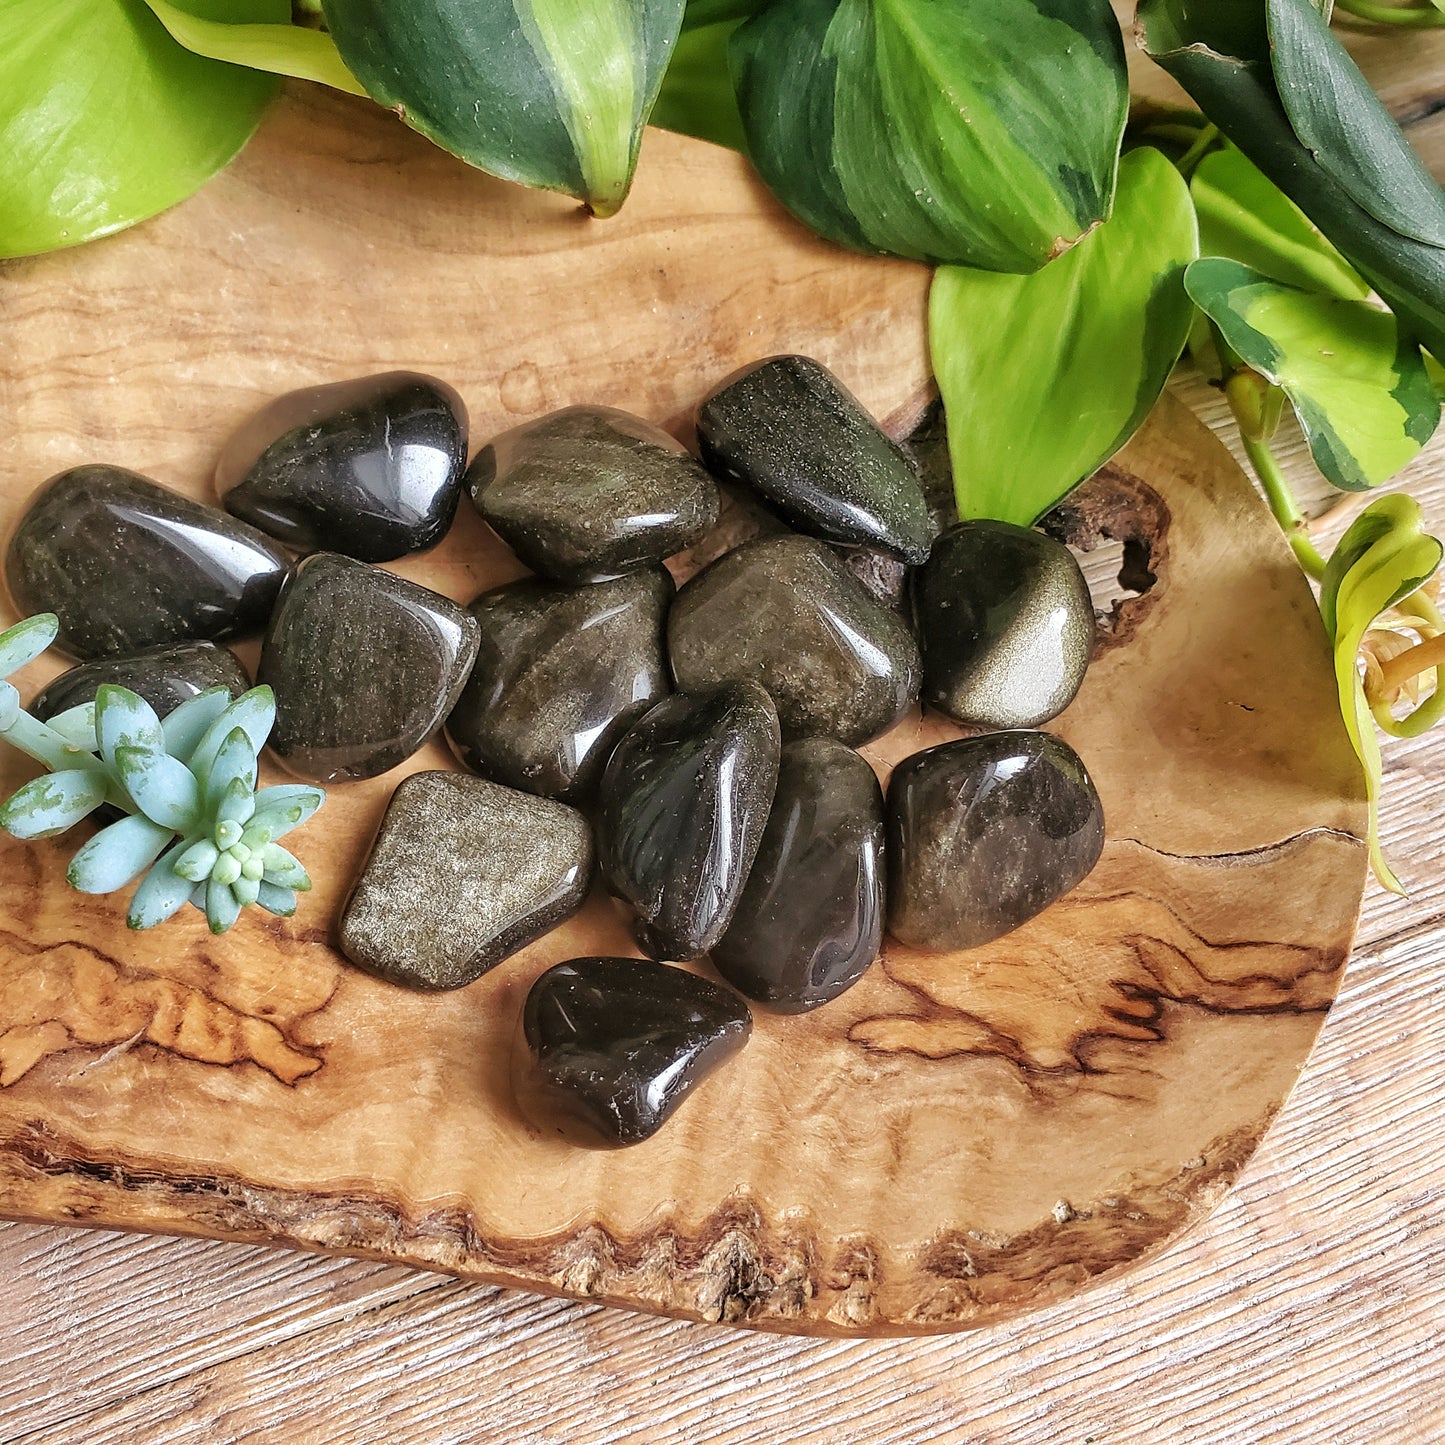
[322,0,686,217]
[732,0,1129,271]
[1185,258,1440,490]
[0,0,284,259]
[930,147,1197,525]
[1267,0,1445,248]
[1191,146,1367,298]
[1137,0,1445,362]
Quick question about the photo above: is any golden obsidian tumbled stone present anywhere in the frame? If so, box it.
[468,406,719,584]
[596,683,780,960]
[886,730,1104,952]
[31,641,251,723]
[340,771,593,991]
[914,520,1095,730]
[668,533,921,746]
[445,568,673,801]
[514,957,752,1147]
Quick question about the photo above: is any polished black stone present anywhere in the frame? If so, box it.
[32,642,251,723]
[695,355,934,563]
[259,552,479,782]
[216,372,468,562]
[340,771,593,991]
[886,731,1104,952]
[515,957,752,1147]
[713,738,884,1012]
[597,684,780,960]
[668,534,920,746]
[468,406,719,583]
[915,521,1095,729]
[445,568,672,801]
[5,466,289,661]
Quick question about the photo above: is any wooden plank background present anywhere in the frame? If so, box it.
[3,22,1444,1445]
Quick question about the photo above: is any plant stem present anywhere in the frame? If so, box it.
[1174,123,1220,179]
[1334,0,1445,24]
[0,712,100,773]
[1378,629,1445,694]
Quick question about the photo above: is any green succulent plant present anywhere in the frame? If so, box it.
[0,613,324,934]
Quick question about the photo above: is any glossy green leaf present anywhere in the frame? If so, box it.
[1267,0,1445,248]
[141,0,366,95]
[1191,147,1367,299]
[1138,0,1445,362]
[1319,494,1442,891]
[128,841,198,929]
[113,745,203,833]
[0,615,59,680]
[0,0,284,259]
[1185,258,1440,490]
[322,0,686,217]
[731,0,1128,271]
[0,770,110,840]
[930,147,1197,525]
[651,2,753,152]
[68,815,174,894]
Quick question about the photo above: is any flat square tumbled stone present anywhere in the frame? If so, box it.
[340,771,594,991]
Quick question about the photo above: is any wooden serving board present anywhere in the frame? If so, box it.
[0,85,1367,1336]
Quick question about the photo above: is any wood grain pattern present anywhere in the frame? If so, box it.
[0,81,1371,1338]
[3,16,1444,1433]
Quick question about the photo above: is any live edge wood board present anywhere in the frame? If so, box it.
[0,86,1368,1337]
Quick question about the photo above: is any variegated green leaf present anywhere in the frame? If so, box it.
[930,147,1197,525]
[68,814,174,894]
[1191,147,1367,300]
[113,745,203,832]
[0,614,58,678]
[731,0,1128,271]
[1319,494,1443,891]
[0,769,110,840]
[128,840,198,929]
[322,0,686,216]
[1185,258,1440,490]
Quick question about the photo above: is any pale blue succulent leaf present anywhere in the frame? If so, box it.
[114,745,203,833]
[0,614,59,679]
[95,685,166,767]
[247,785,324,840]
[0,769,110,840]
[43,702,99,751]
[174,838,221,882]
[68,814,173,894]
[205,728,258,812]
[232,873,261,907]
[128,840,197,929]
[206,874,243,934]
[216,774,258,828]
[162,687,234,761]
[0,682,21,732]
[260,842,310,890]
[188,686,275,781]
[255,881,297,917]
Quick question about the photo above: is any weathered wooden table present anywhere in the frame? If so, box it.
[3,26,1443,1445]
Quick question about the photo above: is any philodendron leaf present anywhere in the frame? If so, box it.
[322,0,686,217]
[0,770,110,840]
[0,0,284,259]
[930,146,1197,526]
[0,614,59,679]
[68,814,174,894]
[1267,0,1445,249]
[1185,258,1441,490]
[1319,494,1443,891]
[114,745,203,833]
[731,0,1129,271]
[141,0,367,95]
[1191,147,1367,300]
[651,0,757,152]
[1137,0,1445,364]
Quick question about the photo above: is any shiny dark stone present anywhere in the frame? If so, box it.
[5,466,289,661]
[515,957,751,1147]
[713,738,884,1012]
[468,407,719,583]
[597,684,780,960]
[340,771,593,991]
[445,569,672,801]
[695,355,934,563]
[216,372,468,562]
[886,731,1104,952]
[259,552,479,782]
[668,534,921,747]
[32,642,251,723]
[915,521,1095,729]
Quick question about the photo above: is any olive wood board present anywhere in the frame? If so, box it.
[0,85,1367,1336]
